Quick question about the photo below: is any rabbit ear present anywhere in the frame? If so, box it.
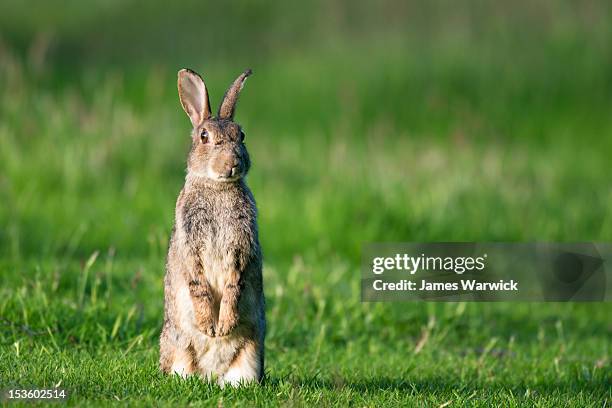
[218,69,252,120]
[178,69,211,127]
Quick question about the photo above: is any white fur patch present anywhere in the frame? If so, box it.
[171,361,189,378]
[221,365,256,387]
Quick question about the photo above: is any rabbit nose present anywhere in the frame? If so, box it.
[220,165,233,177]
[229,158,240,176]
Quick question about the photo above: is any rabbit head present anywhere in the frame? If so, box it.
[178,68,252,182]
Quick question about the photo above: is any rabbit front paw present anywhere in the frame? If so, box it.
[189,280,216,336]
[197,318,215,337]
[216,308,238,337]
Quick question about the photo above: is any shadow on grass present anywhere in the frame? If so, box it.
[265,375,609,397]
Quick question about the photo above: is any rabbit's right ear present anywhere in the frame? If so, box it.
[178,69,211,127]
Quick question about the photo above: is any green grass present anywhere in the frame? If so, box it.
[1,258,610,406]
[1,1,612,406]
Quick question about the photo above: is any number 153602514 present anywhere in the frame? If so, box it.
[3,388,68,401]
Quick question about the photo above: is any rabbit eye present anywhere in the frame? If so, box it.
[240,130,245,142]
[200,129,209,144]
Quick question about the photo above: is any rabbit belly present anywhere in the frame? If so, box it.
[193,336,242,378]
[173,280,262,384]
[191,333,262,386]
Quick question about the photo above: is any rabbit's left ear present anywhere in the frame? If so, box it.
[218,69,252,120]
[178,69,211,127]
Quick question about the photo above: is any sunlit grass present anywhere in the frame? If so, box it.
[1,3,611,404]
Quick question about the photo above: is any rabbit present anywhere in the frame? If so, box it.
[159,68,265,387]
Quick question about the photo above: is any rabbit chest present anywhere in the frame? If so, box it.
[179,186,257,295]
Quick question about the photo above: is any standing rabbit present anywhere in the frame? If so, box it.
[160,68,265,387]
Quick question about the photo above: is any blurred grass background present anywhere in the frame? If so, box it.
[0,0,611,405]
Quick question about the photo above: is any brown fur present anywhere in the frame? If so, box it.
[160,69,265,386]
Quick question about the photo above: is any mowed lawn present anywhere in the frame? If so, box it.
[1,2,612,406]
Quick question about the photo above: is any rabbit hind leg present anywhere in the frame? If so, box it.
[219,339,263,387]
[160,328,197,378]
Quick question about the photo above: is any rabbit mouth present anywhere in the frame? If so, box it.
[216,175,241,182]
[213,166,243,182]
